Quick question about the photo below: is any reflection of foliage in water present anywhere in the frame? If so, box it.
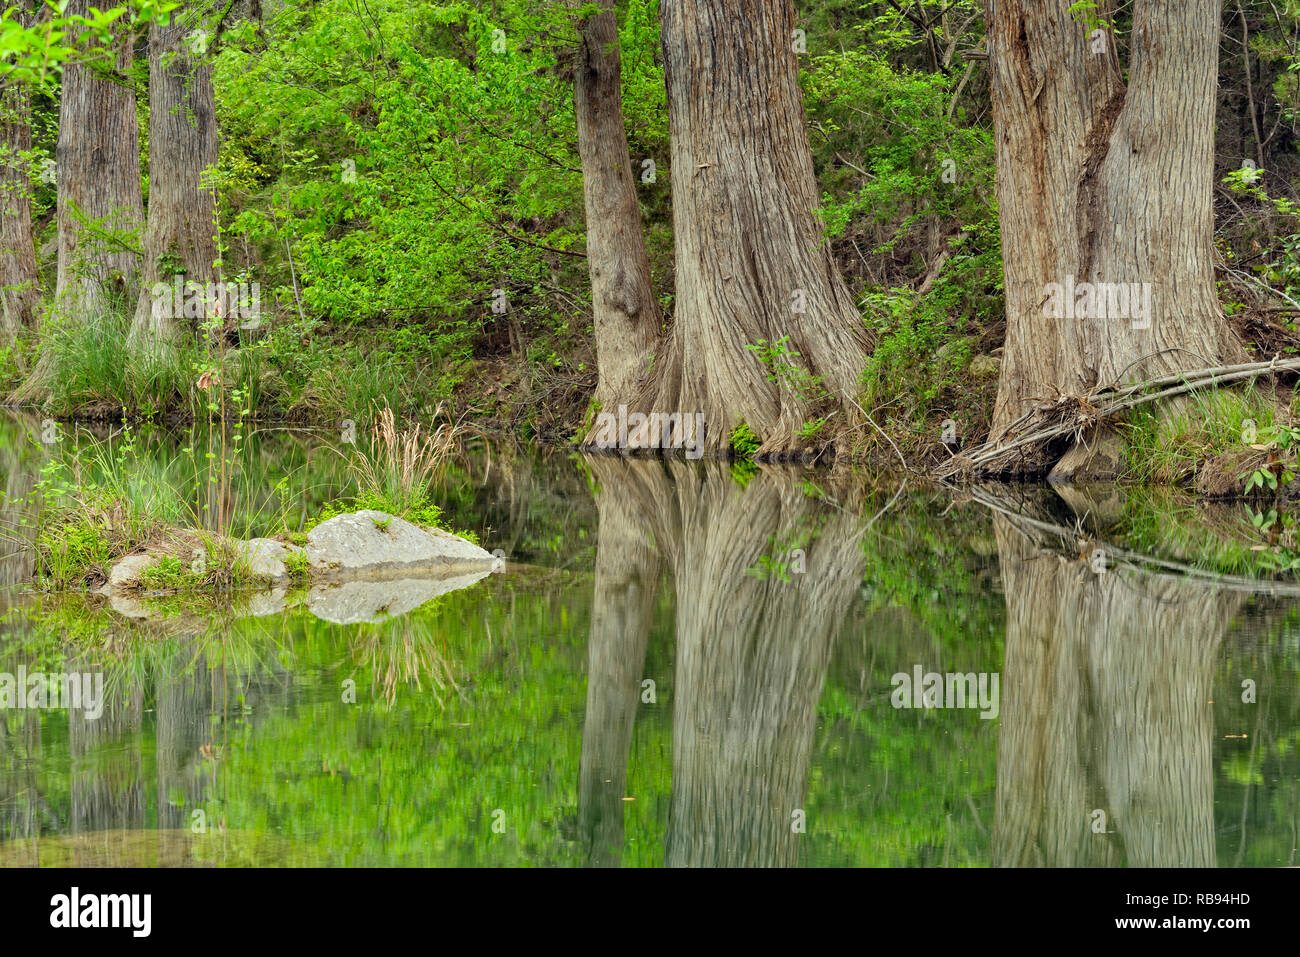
[0,445,1297,866]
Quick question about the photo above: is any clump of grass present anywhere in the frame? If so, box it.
[351,621,458,708]
[26,435,174,587]
[284,549,310,585]
[22,419,299,590]
[1115,488,1300,576]
[0,336,32,394]
[35,300,200,419]
[350,404,464,512]
[34,513,116,589]
[1122,385,1282,483]
[304,491,463,537]
[293,404,472,535]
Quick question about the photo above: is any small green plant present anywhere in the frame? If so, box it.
[1242,423,1300,493]
[1067,1,1113,33]
[284,549,311,585]
[729,458,759,487]
[745,337,831,403]
[140,555,194,591]
[1247,506,1280,530]
[750,554,793,583]
[798,416,832,441]
[729,422,760,459]
[1244,468,1279,494]
[1223,166,1300,303]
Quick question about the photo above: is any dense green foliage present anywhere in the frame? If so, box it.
[5,0,1300,468]
[3,0,1004,443]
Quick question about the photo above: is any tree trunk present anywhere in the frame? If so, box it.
[985,0,1247,480]
[130,6,219,349]
[67,656,146,835]
[573,1,662,424]
[661,463,862,865]
[588,459,862,865]
[13,1,144,400]
[54,0,144,316]
[0,0,40,342]
[0,411,38,590]
[614,0,869,457]
[154,643,214,832]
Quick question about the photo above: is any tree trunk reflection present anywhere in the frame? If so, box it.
[581,459,865,866]
[993,512,1237,867]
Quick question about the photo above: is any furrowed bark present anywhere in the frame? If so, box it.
[578,457,660,866]
[13,1,144,401]
[985,0,1247,480]
[53,0,144,317]
[615,0,869,457]
[586,459,862,865]
[130,5,220,350]
[573,0,662,429]
[0,2,40,342]
[992,510,1235,866]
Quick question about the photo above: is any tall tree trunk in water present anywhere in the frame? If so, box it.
[663,463,862,865]
[578,457,660,866]
[985,0,1246,480]
[573,1,661,424]
[0,411,38,590]
[14,1,144,400]
[67,654,146,836]
[616,0,868,457]
[0,0,40,342]
[130,5,219,350]
[991,506,1237,866]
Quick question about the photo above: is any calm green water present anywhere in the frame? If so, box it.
[0,413,1296,866]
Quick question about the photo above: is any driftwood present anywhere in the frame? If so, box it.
[936,356,1300,480]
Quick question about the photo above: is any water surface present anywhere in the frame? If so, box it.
[0,415,1295,866]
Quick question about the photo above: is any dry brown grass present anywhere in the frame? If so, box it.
[348,404,468,512]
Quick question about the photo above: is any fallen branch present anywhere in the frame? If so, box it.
[937,356,1300,479]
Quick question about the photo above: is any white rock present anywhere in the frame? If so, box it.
[305,510,494,579]
[105,554,157,592]
[239,586,291,618]
[108,594,153,619]
[234,538,304,583]
[307,571,491,624]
